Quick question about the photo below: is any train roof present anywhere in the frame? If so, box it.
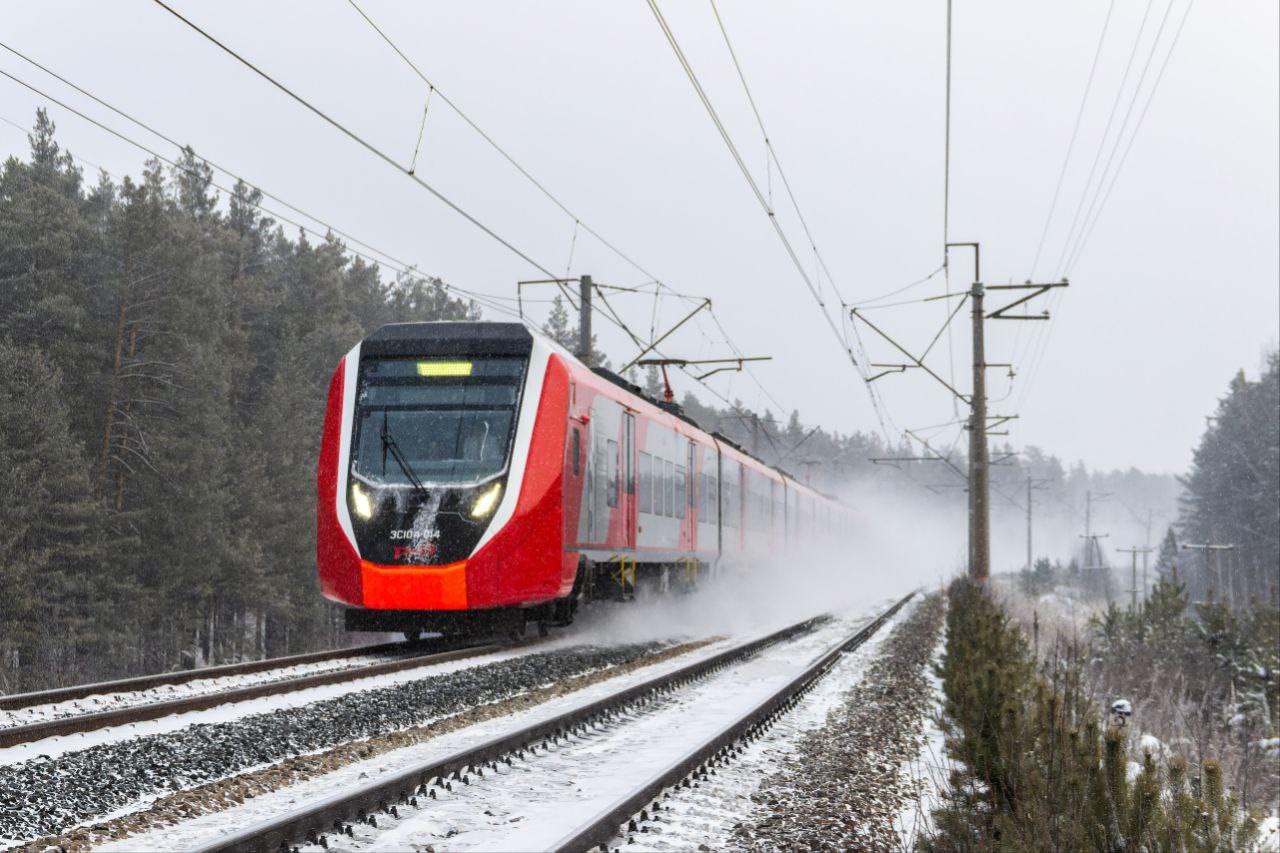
[363,321,845,506]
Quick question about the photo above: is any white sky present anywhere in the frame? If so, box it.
[2,1,1276,474]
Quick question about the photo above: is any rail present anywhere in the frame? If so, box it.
[195,593,912,853]
[0,640,508,749]
[552,591,914,852]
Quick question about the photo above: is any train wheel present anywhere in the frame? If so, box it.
[403,629,422,643]
[537,621,550,638]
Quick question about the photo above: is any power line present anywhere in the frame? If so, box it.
[3,46,806,447]
[343,0,810,427]
[645,0,899,445]
[1061,0,1180,272]
[1053,0,1159,278]
[1016,0,1193,418]
[148,0,815,420]
[643,1,862,368]
[1028,0,1117,279]
[1065,0,1195,274]
[1013,0,1155,416]
[150,0,557,278]
[849,264,946,307]
[705,0,897,439]
[0,56,532,320]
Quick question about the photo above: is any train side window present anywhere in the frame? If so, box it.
[655,458,666,516]
[670,458,680,517]
[572,428,580,476]
[638,452,652,514]
[675,465,687,519]
[606,439,619,508]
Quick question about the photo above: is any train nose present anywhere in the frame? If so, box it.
[359,557,469,610]
[347,477,506,567]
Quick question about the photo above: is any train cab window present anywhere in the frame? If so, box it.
[638,452,652,514]
[351,356,525,486]
[572,428,580,476]
[606,439,619,508]
[675,465,687,519]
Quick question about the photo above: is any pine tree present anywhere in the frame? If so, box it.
[0,340,127,690]
[542,294,577,350]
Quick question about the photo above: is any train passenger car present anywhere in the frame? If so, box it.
[316,321,854,637]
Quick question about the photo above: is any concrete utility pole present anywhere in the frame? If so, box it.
[1025,476,1052,573]
[857,240,1066,586]
[576,274,593,364]
[969,278,990,584]
[1083,490,1112,566]
[1117,546,1155,611]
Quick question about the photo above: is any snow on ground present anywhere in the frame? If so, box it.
[0,649,414,731]
[615,598,908,852]
[0,642,541,767]
[101,599,897,853]
[893,633,951,849]
[5,643,666,846]
[1259,815,1280,851]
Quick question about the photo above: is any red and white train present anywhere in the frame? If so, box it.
[317,322,853,636]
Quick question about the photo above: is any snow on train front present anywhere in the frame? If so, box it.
[316,321,576,637]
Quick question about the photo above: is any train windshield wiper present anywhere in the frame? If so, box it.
[380,410,428,494]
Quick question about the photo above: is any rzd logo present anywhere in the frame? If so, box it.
[393,542,437,561]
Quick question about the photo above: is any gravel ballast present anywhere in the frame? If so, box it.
[0,642,663,844]
[737,592,946,851]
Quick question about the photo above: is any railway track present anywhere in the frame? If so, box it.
[0,639,411,713]
[0,637,513,750]
[190,593,913,853]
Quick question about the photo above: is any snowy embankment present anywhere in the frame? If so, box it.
[104,600,896,852]
[731,592,946,851]
[2,641,673,848]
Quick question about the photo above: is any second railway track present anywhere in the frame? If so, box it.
[0,637,518,750]
[187,593,914,853]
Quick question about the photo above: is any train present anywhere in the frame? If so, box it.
[316,321,854,637]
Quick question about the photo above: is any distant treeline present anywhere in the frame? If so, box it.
[0,112,478,691]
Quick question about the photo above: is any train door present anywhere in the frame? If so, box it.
[682,438,695,552]
[622,412,636,550]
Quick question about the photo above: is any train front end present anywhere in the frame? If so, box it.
[317,322,574,635]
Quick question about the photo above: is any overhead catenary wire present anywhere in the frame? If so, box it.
[1060,0,1180,274]
[645,0,895,442]
[146,0,820,424]
[1028,0,1117,279]
[708,0,851,313]
[1064,0,1195,274]
[643,0,857,355]
[0,54,535,321]
[1015,0,1193,420]
[1052,0,1159,279]
[150,0,558,279]
[4,51,821,469]
[343,0,808,424]
[942,0,957,416]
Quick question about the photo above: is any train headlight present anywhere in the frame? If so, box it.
[470,481,502,519]
[351,482,374,520]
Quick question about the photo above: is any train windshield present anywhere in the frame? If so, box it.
[351,356,527,486]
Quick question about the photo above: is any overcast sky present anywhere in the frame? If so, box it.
[3,1,1276,474]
